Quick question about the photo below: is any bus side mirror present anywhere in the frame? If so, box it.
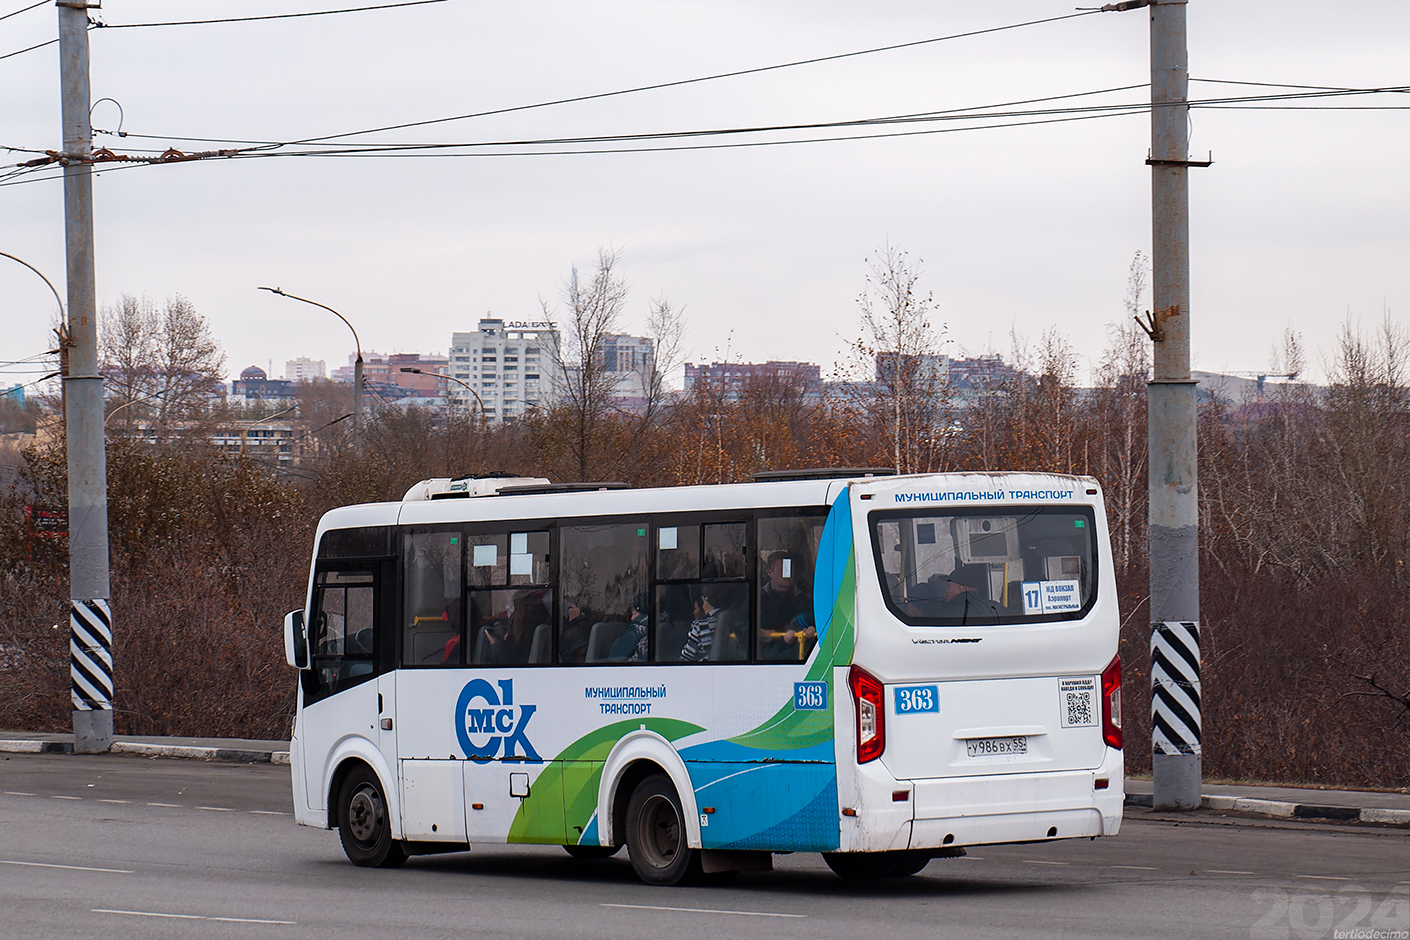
[285,609,309,669]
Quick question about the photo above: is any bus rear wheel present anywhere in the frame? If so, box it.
[337,766,408,869]
[625,773,703,886]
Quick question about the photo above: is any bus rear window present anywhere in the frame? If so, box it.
[870,507,1097,626]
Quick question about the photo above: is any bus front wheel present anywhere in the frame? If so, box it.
[337,766,408,869]
[625,773,703,886]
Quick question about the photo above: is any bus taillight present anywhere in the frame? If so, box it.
[849,665,885,763]
[1101,655,1122,750]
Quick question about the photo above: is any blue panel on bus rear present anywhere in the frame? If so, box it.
[685,760,839,852]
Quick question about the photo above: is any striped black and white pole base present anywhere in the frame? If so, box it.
[70,598,113,711]
[1150,620,1200,756]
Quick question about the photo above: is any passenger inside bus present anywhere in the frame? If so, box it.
[905,566,1003,620]
[479,591,551,664]
[559,597,591,663]
[652,586,694,662]
[758,550,816,660]
[681,582,745,661]
[608,593,652,662]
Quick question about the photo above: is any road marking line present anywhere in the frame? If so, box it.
[1023,860,1069,866]
[250,810,291,816]
[3,860,133,874]
[196,806,234,812]
[1295,874,1351,881]
[94,909,295,925]
[146,802,180,807]
[1109,865,1159,870]
[3,791,35,796]
[602,903,804,919]
[50,795,81,800]
[1206,870,1255,875]
[98,799,128,804]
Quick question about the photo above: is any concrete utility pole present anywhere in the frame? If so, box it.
[1145,0,1203,809]
[58,0,114,753]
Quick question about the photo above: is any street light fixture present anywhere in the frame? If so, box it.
[400,367,487,431]
[257,287,363,450]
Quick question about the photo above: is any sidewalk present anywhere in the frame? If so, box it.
[1123,778,1410,825]
[4,730,1408,826]
[0,730,290,765]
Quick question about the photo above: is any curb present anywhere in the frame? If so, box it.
[1125,792,1410,826]
[0,739,289,765]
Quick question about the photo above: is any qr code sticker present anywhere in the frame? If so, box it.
[1066,692,1093,726]
[1059,677,1097,728]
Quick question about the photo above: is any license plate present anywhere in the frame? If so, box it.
[965,736,1028,757]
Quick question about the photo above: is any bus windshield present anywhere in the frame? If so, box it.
[870,506,1097,626]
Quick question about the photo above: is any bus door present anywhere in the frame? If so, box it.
[301,559,397,811]
[459,672,565,845]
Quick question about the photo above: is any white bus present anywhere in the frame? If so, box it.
[284,470,1123,885]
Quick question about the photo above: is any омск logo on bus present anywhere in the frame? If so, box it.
[454,678,542,763]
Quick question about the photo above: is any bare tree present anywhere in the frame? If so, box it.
[101,294,226,440]
[546,249,630,480]
[847,244,949,474]
[1091,252,1152,570]
[636,293,687,424]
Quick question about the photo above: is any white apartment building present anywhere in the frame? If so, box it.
[448,319,561,424]
[285,357,327,382]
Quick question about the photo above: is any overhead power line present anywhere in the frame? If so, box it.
[286,10,1102,145]
[95,82,1152,150]
[1,81,1407,189]
[0,0,46,24]
[0,36,56,61]
[91,0,452,29]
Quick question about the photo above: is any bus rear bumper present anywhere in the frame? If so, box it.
[907,758,1124,849]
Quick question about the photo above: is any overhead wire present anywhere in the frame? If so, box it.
[0,35,56,61]
[137,84,1408,160]
[90,0,451,29]
[0,0,46,24]
[3,84,1408,184]
[284,10,1102,145]
[98,81,1151,151]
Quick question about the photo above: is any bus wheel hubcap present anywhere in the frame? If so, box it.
[639,795,680,869]
[348,786,383,844]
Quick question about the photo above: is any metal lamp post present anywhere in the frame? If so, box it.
[400,366,487,432]
[258,288,363,451]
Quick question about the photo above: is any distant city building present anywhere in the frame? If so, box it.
[230,365,295,403]
[947,354,1022,391]
[683,361,823,401]
[331,352,450,408]
[284,357,326,382]
[448,319,560,425]
[594,333,655,411]
[874,352,950,387]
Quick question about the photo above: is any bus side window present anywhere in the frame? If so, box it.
[653,520,749,663]
[403,530,462,666]
[465,528,554,666]
[306,569,377,702]
[756,512,826,661]
[561,523,648,664]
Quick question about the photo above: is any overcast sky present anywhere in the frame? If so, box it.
[2,0,1407,390]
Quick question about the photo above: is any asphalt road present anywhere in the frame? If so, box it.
[2,753,1407,940]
